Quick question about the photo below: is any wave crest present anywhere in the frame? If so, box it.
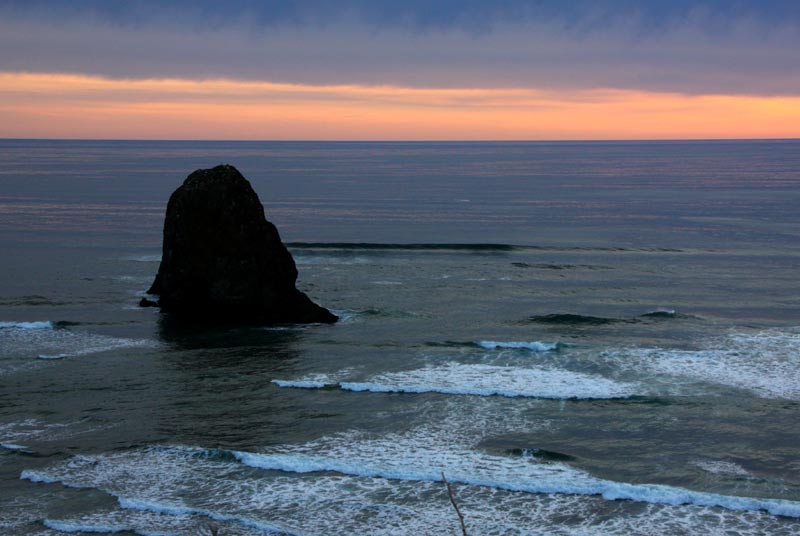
[477,340,563,352]
[274,362,639,400]
[0,321,54,330]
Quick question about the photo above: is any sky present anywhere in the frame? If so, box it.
[1,0,799,140]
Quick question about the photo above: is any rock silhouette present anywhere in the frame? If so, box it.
[146,165,337,324]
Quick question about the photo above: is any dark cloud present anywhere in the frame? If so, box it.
[1,1,799,95]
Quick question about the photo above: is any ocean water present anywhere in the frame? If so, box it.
[1,139,799,535]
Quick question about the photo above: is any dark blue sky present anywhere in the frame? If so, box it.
[2,0,799,94]
[6,1,800,27]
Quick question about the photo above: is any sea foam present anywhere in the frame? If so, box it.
[44,518,136,534]
[119,497,292,535]
[121,254,162,263]
[617,328,800,400]
[41,506,240,536]
[477,340,562,352]
[20,439,800,536]
[0,418,80,447]
[227,426,800,519]
[0,321,54,330]
[274,362,639,400]
[272,379,329,389]
[0,442,28,451]
[0,321,157,368]
[693,460,752,478]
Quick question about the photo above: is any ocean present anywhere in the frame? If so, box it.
[1,139,799,535]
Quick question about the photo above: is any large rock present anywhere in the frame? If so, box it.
[146,165,337,324]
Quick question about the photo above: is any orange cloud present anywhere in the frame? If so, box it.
[1,72,799,140]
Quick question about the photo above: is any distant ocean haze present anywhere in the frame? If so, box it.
[1,139,799,249]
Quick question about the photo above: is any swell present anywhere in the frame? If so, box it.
[425,340,564,351]
[511,262,613,270]
[525,314,634,326]
[286,242,686,253]
[287,242,520,252]
[524,311,699,325]
[0,295,72,307]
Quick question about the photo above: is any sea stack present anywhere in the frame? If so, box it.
[145,164,337,324]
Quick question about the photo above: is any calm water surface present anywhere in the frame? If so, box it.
[1,140,799,535]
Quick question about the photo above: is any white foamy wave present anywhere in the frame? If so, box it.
[272,379,329,389]
[21,469,62,484]
[34,337,155,361]
[121,254,161,263]
[694,460,752,478]
[118,498,200,519]
[329,310,356,323]
[21,442,800,535]
[0,443,28,450]
[478,340,561,352]
[275,362,639,400]
[44,518,136,534]
[22,458,309,536]
[42,506,266,536]
[108,275,154,284]
[0,442,28,451]
[617,328,800,400]
[326,308,419,324]
[271,369,355,390]
[119,497,293,535]
[0,419,90,447]
[37,353,69,360]
[232,428,800,519]
[0,323,158,369]
[0,321,54,330]
[642,308,678,317]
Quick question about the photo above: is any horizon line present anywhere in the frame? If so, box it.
[2,137,799,144]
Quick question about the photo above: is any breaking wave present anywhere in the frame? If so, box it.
[525,314,630,326]
[22,434,800,529]
[274,362,640,400]
[19,400,800,536]
[477,340,563,351]
[231,446,800,519]
[613,328,800,400]
[0,321,157,373]
[121,254,162,263]
[0,321,54,330]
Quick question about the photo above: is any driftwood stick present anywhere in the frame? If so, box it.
[442,471,468,536]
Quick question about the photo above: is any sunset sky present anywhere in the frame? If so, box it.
[2,0,799,140]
